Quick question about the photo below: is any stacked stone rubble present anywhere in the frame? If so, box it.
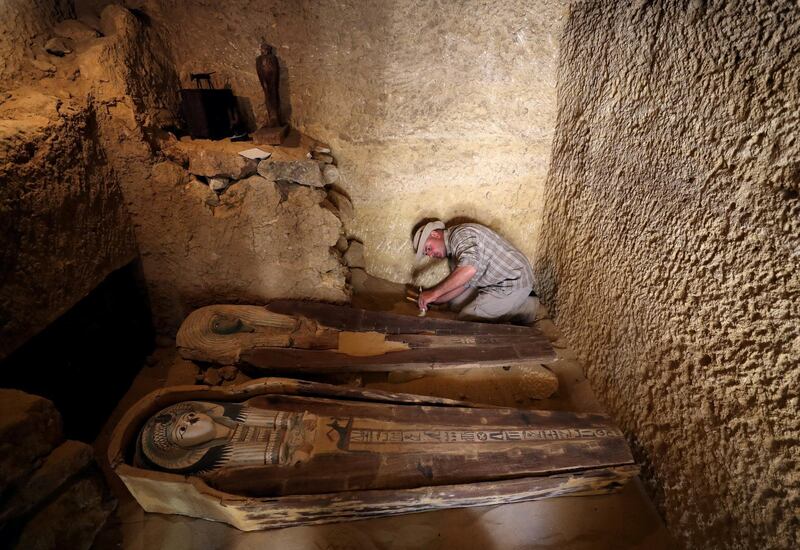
[0,390,115,550]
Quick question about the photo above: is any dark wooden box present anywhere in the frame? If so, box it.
[180,88,236,140]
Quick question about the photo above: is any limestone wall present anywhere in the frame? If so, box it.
[0,0,73,90]
[0,90,137,360]
[119,0,566,285]
[536,2,799,548]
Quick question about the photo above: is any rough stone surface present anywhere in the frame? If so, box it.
[125,164,348,333]
[0,440,94,523]
[536,2,800,549]
[188,149,257,180]
[13,472,115,550]
[0,390,63,495]
[44,37,72,56]
[208,176,230,192]
[53,19,101,41]
[257,159,325,188]
[130,0,565,285]
[0,0,73,88]
[344,240,366,269]
[0,1,175,358]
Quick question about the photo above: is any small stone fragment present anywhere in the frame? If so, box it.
[31,57,56,73]
[185,176,219,206]
[45,37,72,57]
[257,160,325,188]
[344,240,365,269]
[218,366,238,381]
[208,177,230,192]
[312,152,335,164]
[322,164,340,184]
[313,145,331,154]
[327,189,354,227]
[53,19,101,41]
[189,149,257,180]
[99,4,136,37]
[203,368,222,386]
[336,235,349,252]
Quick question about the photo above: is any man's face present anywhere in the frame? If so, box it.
[423,231,447,259]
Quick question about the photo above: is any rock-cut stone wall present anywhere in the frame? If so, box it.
[536,2,799,548]
[114,0,566,287]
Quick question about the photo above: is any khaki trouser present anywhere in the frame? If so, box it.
[449,285,538,324]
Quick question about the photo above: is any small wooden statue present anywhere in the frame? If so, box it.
[254,39,288,144]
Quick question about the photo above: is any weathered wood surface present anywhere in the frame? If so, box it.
[176,301,557,376]
[108,378,638,531]
[265,300,538,335]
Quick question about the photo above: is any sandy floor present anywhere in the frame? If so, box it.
[93,272,675,549]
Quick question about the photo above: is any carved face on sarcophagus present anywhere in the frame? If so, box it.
[138,401,314,474]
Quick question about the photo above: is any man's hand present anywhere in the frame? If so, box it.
[418,289,438,311]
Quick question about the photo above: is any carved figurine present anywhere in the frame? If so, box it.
[139,401,314,474]
[255,39,281,128]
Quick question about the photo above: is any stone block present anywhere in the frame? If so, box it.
[12,473,115,550]
[0,441,94,523]
[44,37,72,57]
[53,19,101,42]
[188,149,257,180]
[344,240,365,269]
[252,125,288,145]
[257,160,325,188]
[0,390,63,495]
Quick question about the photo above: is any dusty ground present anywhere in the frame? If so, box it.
[93,273,674,549]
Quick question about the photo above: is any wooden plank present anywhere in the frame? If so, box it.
[266,300,538,335]
[116,463,638,531]
[239,344,555,373]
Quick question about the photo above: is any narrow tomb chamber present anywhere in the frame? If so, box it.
[0,1,796,549]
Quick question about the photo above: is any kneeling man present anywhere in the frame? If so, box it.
[412,220,538,323]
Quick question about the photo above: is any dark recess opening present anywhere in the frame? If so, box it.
[0,260,154,442]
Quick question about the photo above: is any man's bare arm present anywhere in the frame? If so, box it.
[418,265,477,309]
[434,284,469,304]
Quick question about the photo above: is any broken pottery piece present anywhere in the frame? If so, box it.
[257,160,325,188]
[109,378,638,531]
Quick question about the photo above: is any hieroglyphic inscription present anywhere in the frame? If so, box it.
[349,427,622,445]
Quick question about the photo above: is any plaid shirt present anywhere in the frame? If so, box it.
[445,224,534,294]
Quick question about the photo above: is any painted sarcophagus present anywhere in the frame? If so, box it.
[175,300,557,373]
[108,378,638,530]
